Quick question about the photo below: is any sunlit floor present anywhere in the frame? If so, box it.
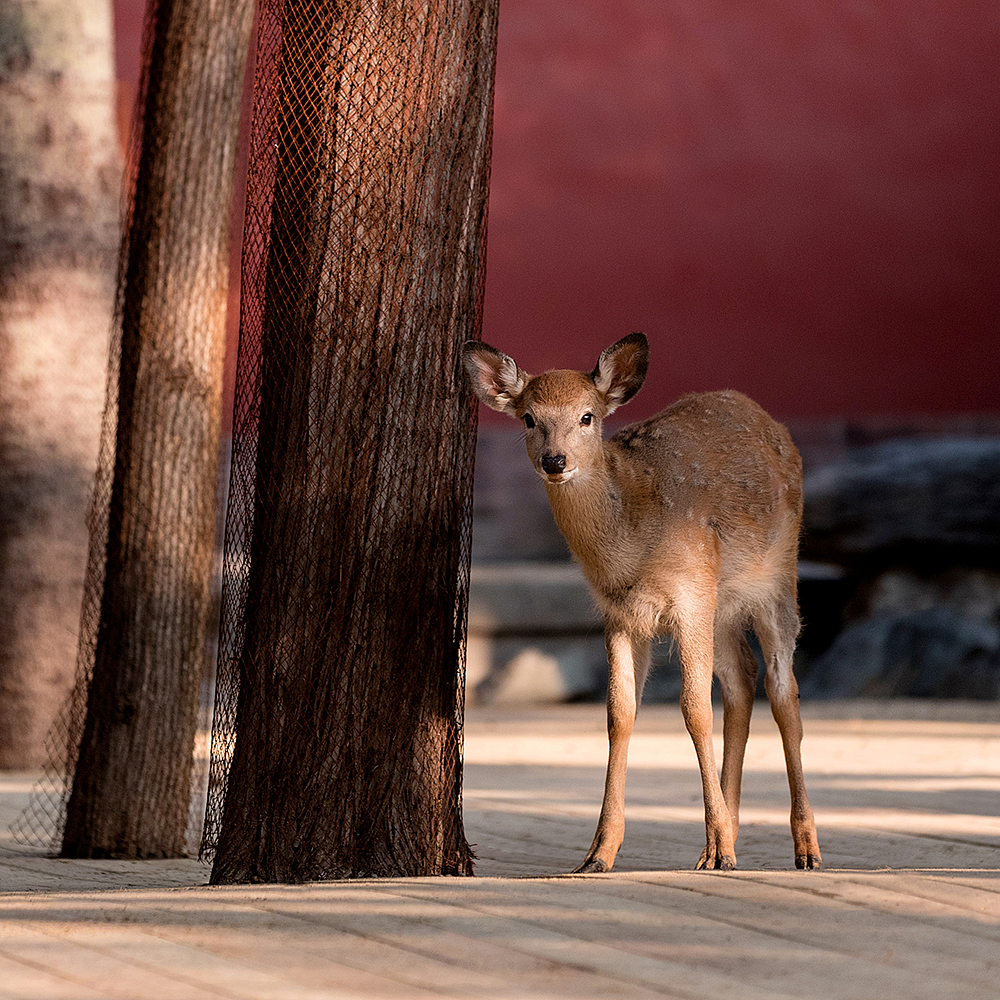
[1,700,998,999]
[464,700,1000,876]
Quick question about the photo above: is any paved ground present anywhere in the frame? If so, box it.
[1,700,998,999]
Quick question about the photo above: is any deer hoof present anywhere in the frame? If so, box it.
[796,853,822,870]
[696,852,737,871]
[573,857,610,874]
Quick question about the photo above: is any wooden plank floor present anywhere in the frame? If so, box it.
[1,701,998,999]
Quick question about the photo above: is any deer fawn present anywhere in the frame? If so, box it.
[463,333,821,873]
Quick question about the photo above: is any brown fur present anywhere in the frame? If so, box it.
[463,334,820,873]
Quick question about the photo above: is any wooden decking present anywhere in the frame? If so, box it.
[1,701,998,999]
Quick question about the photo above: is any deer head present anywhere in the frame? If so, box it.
[463,333,648,484]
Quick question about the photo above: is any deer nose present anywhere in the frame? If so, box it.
[541,454,566,475]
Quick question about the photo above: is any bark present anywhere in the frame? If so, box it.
[208,0,497,883]
[60,0,254,858]
[0,0,119,769]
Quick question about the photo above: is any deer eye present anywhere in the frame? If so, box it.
[580,413,594,426]
[523,413,536,429]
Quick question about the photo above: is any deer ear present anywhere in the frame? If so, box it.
[462,341,528,417]
[591,332,648,414]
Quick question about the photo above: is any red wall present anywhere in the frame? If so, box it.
[483,0,1000,421]
[114,0,1000,423]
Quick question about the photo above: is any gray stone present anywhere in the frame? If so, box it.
[802,437,1000,567]
[471,428,569,563]
[467,632,685,707]
[800,607,1000,700]
[468,562,601,633]
[865,566,1000,621]
[799,567,1000,700]
[800,439,1000,699]
[471,635,609,705]
[467,563,603,704]
[466,562,685,705]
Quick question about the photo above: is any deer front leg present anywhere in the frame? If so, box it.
[574,631,651,873]
[676,607,737,871]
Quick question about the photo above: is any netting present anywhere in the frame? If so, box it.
[203,0,497,882]
[11,0,252,856]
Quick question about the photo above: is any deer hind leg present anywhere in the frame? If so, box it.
[754,595,822,870]
[575,631,651,873]
[714,627,759,846]
[675,604,737,871]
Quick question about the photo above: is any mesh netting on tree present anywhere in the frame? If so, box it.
[11,0,251,856]
[203,0,497,883]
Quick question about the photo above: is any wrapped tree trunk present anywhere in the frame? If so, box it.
[206,0,497,883]
[60,0,254,858]
[0,0,119,770]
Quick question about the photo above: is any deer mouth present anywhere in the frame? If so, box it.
[541,467,578,484]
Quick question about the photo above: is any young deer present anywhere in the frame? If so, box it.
[463,333,821,873]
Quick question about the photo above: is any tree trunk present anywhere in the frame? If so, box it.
[0,0,119,769]
[60,0,254,858]
[207,0,497,883]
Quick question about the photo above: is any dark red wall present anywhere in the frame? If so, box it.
[114,0,1000,423]
[483,0,999,421]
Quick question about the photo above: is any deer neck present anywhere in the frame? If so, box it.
[544,448,634,589]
